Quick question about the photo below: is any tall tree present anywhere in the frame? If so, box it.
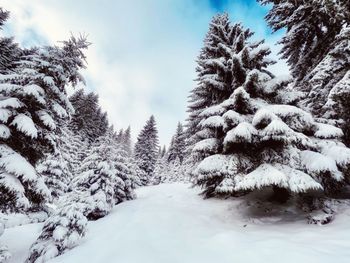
[69,89,109,143]
[260,0,350,143]
[189,14,350,203]
[0,31,89,212]
[134,115,159,185]
[168,122,186,163]
[0,8,20,74]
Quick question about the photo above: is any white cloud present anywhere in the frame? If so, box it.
[1,0,289,146]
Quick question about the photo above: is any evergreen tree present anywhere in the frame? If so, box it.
[0,8,20,74]
[186,14,271,161]
[189,15,350,202]
[71,131,136,219]
[121,126,132,156]
[69,89,109,143]
[0,30,88,211]
[36,150,71,199]
[26,203,87,263]
[152,153,168,185]
[260,0,350,143]
[168,122,186,163]
[134,115,159,185]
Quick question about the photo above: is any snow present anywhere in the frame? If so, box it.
[23,84,46,105]
[224,122,256,144]
[194,154,230,177]
[0,97,22,109]
[300,150,343,181]
[199,115,225,128]
[10,113,38,138]
[234,164,322,193]
[192,138,219,153]
[37,110,56,130]
[52,103,68,118]
[321,146,350,167]
[3,184,350,263]
[0,109,11,122]
[199,105,225,118]
[235,164,289,190]
[314,123,343,139]
[1,223,43,263]
[262,119,292,137]
[0,124,10,139]
[0,145,37,181]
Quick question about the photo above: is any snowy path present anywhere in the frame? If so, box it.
[4,183,350,263]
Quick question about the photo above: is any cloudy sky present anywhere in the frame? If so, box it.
[1,0,289,146]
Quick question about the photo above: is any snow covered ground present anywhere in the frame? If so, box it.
[3,183,350,263]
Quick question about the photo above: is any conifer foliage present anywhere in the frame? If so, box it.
[0,8,89,211]
[168,122,186,163]
[188,14,350,201]
[134,115,159,185]
[259,0,350,143]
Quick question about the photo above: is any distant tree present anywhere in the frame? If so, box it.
[69,89,109,143]
[134,115,159,185]
[168,122,186,163]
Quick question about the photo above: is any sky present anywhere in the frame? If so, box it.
[1,0,289,146]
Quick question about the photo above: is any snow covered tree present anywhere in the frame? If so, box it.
[0,33,89,212]
[26,202,87,263]
[69,89,109,143]
[259,0,348,81]
[0,8,20,74]
[71,131,136,220]
[134,115,159,185]
[190,15,350,202]
[152,152,168,185]
[187,13,232,151]
[0,222,10,262]
[168,122,186,163]
[120,126,132,156]
[58,123,87,178]
[260,0,350,144]
[36,150,71,199]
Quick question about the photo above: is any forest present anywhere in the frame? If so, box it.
[0,0,350,262]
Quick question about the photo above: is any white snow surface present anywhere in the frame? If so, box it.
[3,183,350,263]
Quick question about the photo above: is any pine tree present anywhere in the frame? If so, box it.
[0,30,89,211]
[168,122,186,163]
[69,89,109,143]
[26,202,87,263]
[0,8,20,74]
[70,131,136,219]
[260,0,350,143]
[121,126,132,156]
[152,153,168,185]
[134,115,159,185]
[189,15,350,202]
[36,148,71,199]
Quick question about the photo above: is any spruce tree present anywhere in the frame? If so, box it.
[134,115,159,185]
[121,126,132,156]
[0,30,89,211]
[260,0,350,144]
[69,89,109,143]
[168,122,186,163]
[189,15,350,202]
[36,149,71,199]
[0,8,20,74]
[70,130,136,219]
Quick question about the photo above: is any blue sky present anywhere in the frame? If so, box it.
[1,0,288,146]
